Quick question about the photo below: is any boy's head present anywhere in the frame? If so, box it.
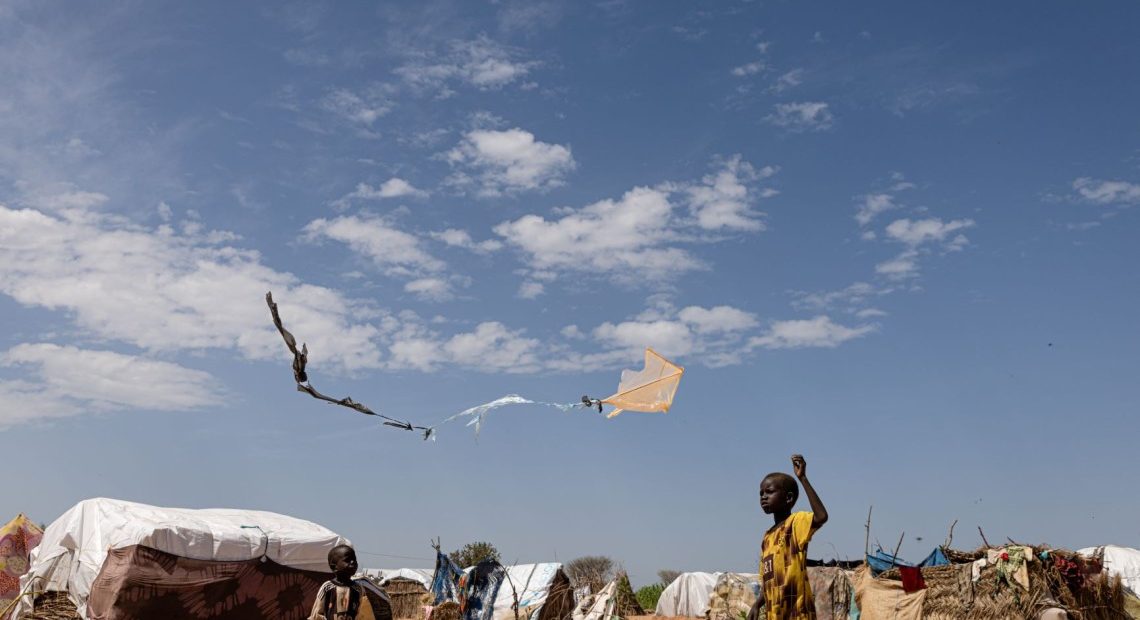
[328,545,359,580]
[759,472,799,515]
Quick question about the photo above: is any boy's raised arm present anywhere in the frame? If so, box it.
[792,454,828,528]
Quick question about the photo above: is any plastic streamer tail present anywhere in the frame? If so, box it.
[434,394,582,439]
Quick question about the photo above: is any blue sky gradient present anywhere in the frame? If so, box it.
[2,1,1138,585]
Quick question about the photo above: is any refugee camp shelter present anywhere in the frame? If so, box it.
[654,572,720,617]
[492,563,574,620]
[358,569,433,619]
[1078,545,1140,595]
[14,497,349,619]
[570,573,641,620]
[1,514,43,619]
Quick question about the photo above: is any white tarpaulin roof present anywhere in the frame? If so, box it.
[19,497,348,618]
[655,572,721,617]
[359,567,434,588]
[1079,545,1140,594]
[493,563,563,614]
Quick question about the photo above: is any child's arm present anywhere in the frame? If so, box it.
[792,454,828,529]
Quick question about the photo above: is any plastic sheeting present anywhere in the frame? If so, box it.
[494,563,564,613]
[1,514,42,620]
[654,572,721,617]
[360,567,435,588]
[602,349,684,418]
[430,552,464,604]
[865,547,949,576]
[572,579,617,620]
[1079,545,1140,595]
[16,497,348,618]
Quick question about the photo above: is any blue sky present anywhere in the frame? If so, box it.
[2,0,1139,586]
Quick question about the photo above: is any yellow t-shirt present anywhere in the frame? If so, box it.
[760,511,816,620]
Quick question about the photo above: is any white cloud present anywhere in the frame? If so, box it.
[517,281,544,299]
[494,157,774,285]
[332,178,428,208]
[431,228,503,254]
[302,214,445,277]
[443,322,540,371]
[494,186,701,281]
[593,319,696,357]
[731,61,766,77]
[0,203,389,372]
[792,282,884,312]
[677,306,758,333]
[497,1,563,33]
[855,193,898,226]
[388,321,542,373]
[321,88,391,127]
[764,102,834,131]
[884,217,975,247]
[1071,177,1140,205]
[856,308,888,318]
[446,128,575,197]
[685,155,773,232]
[404,277,454,301]
[750,316,874,349]
[397,36,538,94]
[875,250,919,279]
[561,325,585,340]
[31,188,110,212]
[771,69,804,93]
[1,344,220,426]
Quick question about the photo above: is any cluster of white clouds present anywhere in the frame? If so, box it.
[764,102,834,132]
[492,156,777,289]
[0,344,220,427]
[396,35,539,96]
[445,128,576,197]
[1071,177,1140,206]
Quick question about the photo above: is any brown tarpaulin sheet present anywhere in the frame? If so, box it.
[852,566,925,620]
[87,545,332,619]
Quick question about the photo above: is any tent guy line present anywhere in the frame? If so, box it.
[265,292,685,440]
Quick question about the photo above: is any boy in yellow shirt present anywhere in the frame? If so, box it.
[747,454,829,620]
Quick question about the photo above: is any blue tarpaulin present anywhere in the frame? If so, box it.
[431,551,464,604]
[866,547,949,575]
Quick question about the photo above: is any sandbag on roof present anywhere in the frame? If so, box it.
[16,497,348,618]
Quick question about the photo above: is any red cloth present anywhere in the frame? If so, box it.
[899,566,926,593]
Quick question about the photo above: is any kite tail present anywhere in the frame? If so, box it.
[431,394,587,439]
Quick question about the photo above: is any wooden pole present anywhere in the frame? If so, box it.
[890,531,905,568]
[864,506,873,558]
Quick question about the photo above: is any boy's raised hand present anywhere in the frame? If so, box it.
[791,454,807,479]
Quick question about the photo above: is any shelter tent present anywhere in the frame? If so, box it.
[705,573,757,620]
[1079,546,1140,595]
[492,563,573,620]
[1,514,43,619]
[15,497,348,619]
[654,572,720,617]
[359,569,434,619]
